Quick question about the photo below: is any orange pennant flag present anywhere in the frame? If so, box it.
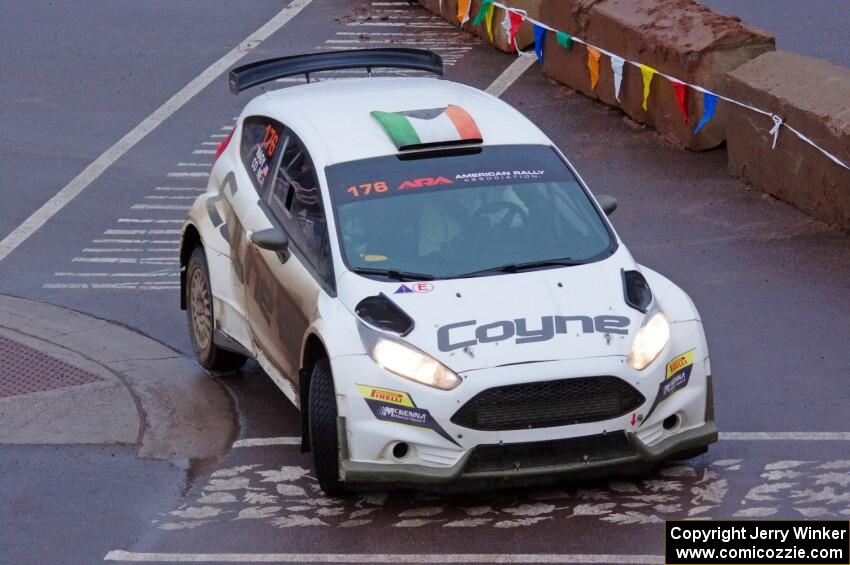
[587,46,602,90]
[457,0,472,26]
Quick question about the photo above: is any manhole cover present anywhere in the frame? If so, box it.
[0,335,102,398]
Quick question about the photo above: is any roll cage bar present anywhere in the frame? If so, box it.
[229,48,444,94]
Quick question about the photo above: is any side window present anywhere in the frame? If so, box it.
[240,117,283,192]
[266,131,333,285]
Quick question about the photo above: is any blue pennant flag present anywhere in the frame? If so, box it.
[533,24,546,64]
[694,93,718,134]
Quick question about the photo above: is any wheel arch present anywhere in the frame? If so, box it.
[179,224,202,310]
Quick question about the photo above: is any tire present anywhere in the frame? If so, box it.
[309,358,344,495]
[185,246,246,372]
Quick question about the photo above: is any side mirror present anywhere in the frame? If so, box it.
[250,228,289,253]
[597,195,618,216]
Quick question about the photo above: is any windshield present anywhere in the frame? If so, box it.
[325,145,615,280]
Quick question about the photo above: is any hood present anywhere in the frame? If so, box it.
[338,248,647,373]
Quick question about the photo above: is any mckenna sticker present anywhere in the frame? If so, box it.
[356,385,458,446]
[644,349,695,420]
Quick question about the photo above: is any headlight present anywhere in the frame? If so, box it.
[627,312,671,371]
[358,323,461,390]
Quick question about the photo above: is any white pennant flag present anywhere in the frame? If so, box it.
[611,55,625,102]
[501,8,511,34]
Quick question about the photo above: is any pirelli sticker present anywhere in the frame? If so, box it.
[356,385,459,446]
[645,349,695,420]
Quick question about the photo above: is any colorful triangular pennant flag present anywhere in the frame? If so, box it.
[556,31,572,49]
[640,64,656,111]
[472,0,492,26]
[694,92,718,134]
[672,82,688,123]
[533,24,546,63]
[587,46,601,90]
[457,0,472,27]
[484,2,495,41]
[610,55,625,102]
[395,284,413,294]
[507,11,524,53]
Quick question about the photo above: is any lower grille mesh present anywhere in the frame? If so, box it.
[464,432,635,474]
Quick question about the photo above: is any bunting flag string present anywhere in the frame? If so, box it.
[479,0,849,171]
[610,55,625,101]
[587,46,601,90]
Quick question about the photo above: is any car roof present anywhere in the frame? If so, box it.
[239,77,553,167]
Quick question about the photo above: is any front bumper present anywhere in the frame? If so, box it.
[332,318,716,487]
[340,417,717,488]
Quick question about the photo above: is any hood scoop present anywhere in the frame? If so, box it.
[355,293,414,336]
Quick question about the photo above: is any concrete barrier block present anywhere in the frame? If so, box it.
[418,0,541,53]
[539,0,774,150]
[726,51,850,231]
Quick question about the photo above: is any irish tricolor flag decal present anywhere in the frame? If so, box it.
[371,105,483,150]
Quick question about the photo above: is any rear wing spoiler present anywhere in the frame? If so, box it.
[228,48,444,94]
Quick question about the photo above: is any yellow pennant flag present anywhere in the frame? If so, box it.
[587,46,602,90]
[458,0,472,26]
[485,3,496,41]
[640,64,656,110]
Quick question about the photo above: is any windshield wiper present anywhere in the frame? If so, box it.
[350,267,435,282]
[457,258,582,279]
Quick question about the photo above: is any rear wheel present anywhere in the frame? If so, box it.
[309,358,344,495]
[186,246,246,372]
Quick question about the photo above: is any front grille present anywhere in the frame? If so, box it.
[451,376,645,431]
[465,432,635,474]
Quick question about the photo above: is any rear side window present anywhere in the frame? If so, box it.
[240,116,283,191]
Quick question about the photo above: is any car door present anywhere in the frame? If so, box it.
[243,126,334,388]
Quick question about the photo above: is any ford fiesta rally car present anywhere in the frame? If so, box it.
[180,49,717,494]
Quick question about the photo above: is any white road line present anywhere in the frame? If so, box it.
[103,551,662,563]
[145,195,196,200]
[117,218,183,223]
[105,229,181,235]
[193,149,217,155]
[201,141,220,146]
[232,436,301,448]
[131,204,192,210]
[55,271,178,278]
[720,432,850,441]
[82,248,177,253]
[167,172,209,178]
[210,134,229,139]
[486,55,537,98]
[221,125,234,131]
[177,162,212,167]
[154,186,205,192]
[0,0,316,264]
[92,239,179,244]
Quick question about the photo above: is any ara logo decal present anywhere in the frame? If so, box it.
[397,177,453,190]
[395,282,434,294]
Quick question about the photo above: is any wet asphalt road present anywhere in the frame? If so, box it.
[1,0,849,564]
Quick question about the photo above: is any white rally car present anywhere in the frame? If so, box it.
[180,49,717,494]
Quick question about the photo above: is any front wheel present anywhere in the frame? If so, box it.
[185,246,246,372]
[309,358,344,495]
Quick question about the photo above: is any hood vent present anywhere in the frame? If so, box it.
[622,269,652,313]
[355,293,414,336]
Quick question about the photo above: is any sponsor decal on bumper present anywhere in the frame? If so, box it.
[645,349,695,419]
[356,384,459,446]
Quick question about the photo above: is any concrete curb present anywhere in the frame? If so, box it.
[0,294,237,461]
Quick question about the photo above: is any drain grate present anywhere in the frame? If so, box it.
[0,335,102,398]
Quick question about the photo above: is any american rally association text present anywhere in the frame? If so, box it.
[670,525,848,545]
